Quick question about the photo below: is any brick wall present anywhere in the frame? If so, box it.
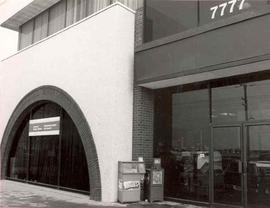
[132,3,155,167]
[134,6,144,47]
[132,86,154,167]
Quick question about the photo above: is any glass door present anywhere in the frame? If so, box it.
[245,123,270,208]
[212,125,243,206]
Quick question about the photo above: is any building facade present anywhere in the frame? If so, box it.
[0,0,141,202]
[134,1,270,208]
[0,0,270,207]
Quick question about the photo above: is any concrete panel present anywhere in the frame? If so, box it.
[135,12,270,86]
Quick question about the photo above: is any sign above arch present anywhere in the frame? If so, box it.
[29,116,60,136]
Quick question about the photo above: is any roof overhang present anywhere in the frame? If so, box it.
[138,59,270,89]
[1,0,60,31]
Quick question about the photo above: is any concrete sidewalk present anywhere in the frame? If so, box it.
[0,180,205,208]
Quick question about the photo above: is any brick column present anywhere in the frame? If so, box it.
[132,3,155,168]
[132,86,154,167]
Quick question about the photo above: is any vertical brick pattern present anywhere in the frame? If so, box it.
[132,86,154,168]
[133,2,155,168]
[135,6,144,47]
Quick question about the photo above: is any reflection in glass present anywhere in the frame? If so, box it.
[144,0,270,42]
[155,89,210,202]
[172,90,210,151]
[212,85,245,123]
[9,118,29,180]
[8,102,89,192]
[29,136,59,185]
[213,127,242,205]
[60,111,90,191]
[247,125,270,208]
[247,80,270,121]
[144,0,198,42]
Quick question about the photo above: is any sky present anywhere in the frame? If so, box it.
[0,0,23,60]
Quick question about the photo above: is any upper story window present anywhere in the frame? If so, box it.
[19,19,34,49]
[48,0,67,36]
[18,0,143,50]
[144,0,270,43]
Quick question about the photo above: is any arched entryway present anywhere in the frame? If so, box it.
[1,86,101,201]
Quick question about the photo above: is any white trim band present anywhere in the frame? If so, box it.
[29,116,60,124]
[29,130,60,136]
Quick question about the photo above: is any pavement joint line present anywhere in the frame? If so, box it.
[1,180,126,207]
[0,180,206,208]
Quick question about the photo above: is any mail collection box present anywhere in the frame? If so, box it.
[118,161,146,203]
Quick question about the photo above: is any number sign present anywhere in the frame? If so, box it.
[210,0,246,19]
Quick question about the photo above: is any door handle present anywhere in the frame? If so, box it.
[243,161,247,174]
[239,161,247,174]
[238,160,242,173]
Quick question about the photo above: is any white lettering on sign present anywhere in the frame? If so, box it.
[210,0,246,19]
[29,116,60,136]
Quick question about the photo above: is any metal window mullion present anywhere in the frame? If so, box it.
[208,84,213,204]
[243,124,248,208]
[27,110,33,182]
[57,108,63,188]
[86,0,90,16]
[64,0,68,27]
[47,5,51,37]
[244,84,248,121]
[31,18,35,45]
[83,0,88,19]
[209,84,212,123]
[209,125,214,205]
[18,26,22,50]
[197,0,200,27]
[74,0,78,22]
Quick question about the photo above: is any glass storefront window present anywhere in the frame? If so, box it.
[9,118,29,180]
[29,136,59,185]
[171,90,210,201]
[247,125,270,207]
[212,84,246,123]
[247,80,270,121]
[213,127,242,206]
[144,0,270,43]
[144,0,198,42]
[60,111,90,191]
[154,88,210,202]
[172,90,210,151]
[19,0,142,49]
[8,102,89,192]
[154,75,270,203]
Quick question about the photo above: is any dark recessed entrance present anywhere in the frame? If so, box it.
[212,122,270,208]
[8,102,90,193]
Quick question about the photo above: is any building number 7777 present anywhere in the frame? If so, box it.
[210,0,246,19]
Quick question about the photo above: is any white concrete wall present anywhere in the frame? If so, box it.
[0,3,135,202]
[0,27,17,60]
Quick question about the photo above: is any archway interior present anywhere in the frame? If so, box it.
[8,102,90,193]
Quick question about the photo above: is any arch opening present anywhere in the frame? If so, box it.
[1,86,101,200]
